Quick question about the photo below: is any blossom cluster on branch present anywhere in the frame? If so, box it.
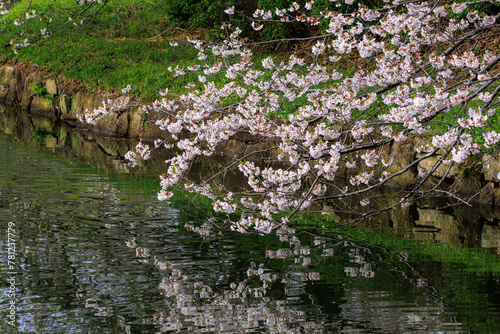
[102,0,498,232]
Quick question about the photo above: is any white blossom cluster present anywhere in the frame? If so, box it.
[0,1,9,16]
[79,98,128,126]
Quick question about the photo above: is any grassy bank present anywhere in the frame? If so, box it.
[1,0,206,101]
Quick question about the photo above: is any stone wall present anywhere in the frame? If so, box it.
[2,62,500,204]
[0,62,153,139]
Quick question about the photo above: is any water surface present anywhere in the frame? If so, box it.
[1,107,500,333]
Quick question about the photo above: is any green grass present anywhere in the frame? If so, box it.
[1,0,205,101]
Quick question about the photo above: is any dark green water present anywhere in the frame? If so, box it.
[2,106,500,333]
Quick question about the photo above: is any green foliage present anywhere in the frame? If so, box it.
[29,81,56,101]
[165,0,228,29]
[163,0,387,42]
[163,0,307,41]
[29,82,48,96]
[449,0,500,20]
[28,130,54,142]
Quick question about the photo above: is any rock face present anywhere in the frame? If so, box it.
[417,155,459,178]
[414,208,462,245]
[0,65,16,101]
[482,154,500,181]
[45,79,58,95]
[2,62,500,204]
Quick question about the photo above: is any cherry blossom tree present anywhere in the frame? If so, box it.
[116,0,500,234]
[8,0,499,233]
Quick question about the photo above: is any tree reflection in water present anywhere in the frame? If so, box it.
[119,222,460,334]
